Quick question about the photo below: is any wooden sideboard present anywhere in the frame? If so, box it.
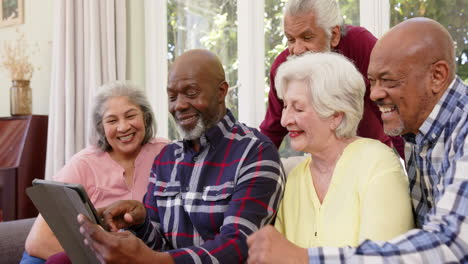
[0,115,48,221]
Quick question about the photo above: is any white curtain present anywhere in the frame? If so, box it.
[144,0,168,138]
[45,0,126,179]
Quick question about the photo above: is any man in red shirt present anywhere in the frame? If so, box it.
[260,0,404,158]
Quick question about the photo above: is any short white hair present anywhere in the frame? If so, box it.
[276,52,365,139]
[285,0,344,38]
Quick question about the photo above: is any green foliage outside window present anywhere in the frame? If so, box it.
[390,0,467,83]
[167,0,238,140]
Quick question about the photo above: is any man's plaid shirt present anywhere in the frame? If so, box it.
[308,77,468,263]
[132,110,285,263]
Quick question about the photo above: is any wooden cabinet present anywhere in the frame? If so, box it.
[0,115,48,221]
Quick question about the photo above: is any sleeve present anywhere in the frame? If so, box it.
[159,141,285,263]
[52,152,103,207]
[259,51,289,148]
[130,145,171,252]
[340,27,376,115]
[358,148,414,242]
[53,152,93,192]
[347,28,381,128]
[274,197,286,234]
[130,189,168,252]
[308,173,468,263]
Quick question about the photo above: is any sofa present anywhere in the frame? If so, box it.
[0,217,35,264]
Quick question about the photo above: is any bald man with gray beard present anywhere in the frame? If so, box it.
[74,49,285,264]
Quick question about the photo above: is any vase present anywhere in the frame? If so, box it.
[10,80,32,116]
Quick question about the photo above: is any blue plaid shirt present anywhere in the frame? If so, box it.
[132,110,285,263]
[308,77,468,263]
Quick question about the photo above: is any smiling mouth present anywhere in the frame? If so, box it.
[378,105,397,113]
[177,114,199,126]
[288,130,303,138]
[117,133,135,142]
[378,105,400,121]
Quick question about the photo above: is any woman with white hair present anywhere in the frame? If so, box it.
[247,52,413,263]
[276,52,414,245]
[21,81,169,264]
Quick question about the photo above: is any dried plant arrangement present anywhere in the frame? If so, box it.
[0,31,36,80]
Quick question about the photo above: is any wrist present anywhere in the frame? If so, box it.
[153,252,175,264]
[134,241,174,264]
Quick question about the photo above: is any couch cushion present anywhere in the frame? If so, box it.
[0,218,35,264]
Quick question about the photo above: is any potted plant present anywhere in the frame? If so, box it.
[0,31,35,116]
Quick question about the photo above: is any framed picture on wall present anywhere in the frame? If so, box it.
[0,0,23,28]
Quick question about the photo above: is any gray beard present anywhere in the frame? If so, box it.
[384,118,405,136]
[176,118,206,140]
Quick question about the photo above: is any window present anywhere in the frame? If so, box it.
[146,0,462,148]
[264,0,287,105]
[166,0,238,139]
[390,0,467,82]
[339,0,360,25]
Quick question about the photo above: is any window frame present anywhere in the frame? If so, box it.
[145,0,389,138]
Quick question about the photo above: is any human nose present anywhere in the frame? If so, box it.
[369,81,386,102]
[280,106,292,128]
[171,95,189,112]
[117,119,130,132]
[289,40,307,56]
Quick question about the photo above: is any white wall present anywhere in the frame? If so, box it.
[0,1,146,118]
[0,0,54,117]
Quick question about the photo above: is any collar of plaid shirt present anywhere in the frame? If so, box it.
[179,109,235,152]
[403,76,466,227]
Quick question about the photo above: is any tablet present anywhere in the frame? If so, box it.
[26,179,104,264]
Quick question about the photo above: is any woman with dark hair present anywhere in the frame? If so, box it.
[20,81,168,264]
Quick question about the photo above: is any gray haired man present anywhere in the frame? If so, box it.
[260,0,405,158]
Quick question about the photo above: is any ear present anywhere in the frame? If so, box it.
[218,81,229,103]
[430,60,450,94]
[330,25,341,49]
[330,112,343,131]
